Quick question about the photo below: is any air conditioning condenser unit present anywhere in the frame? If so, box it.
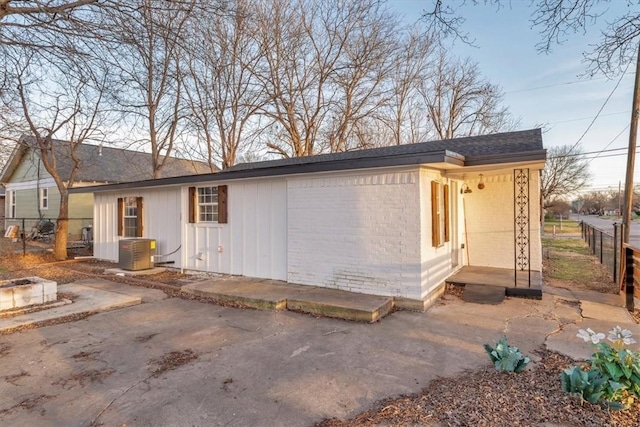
[118,239,156,271]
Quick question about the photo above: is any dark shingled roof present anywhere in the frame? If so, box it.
[230,128,544,172]
[6,137,214,183]
[70,129,545,193]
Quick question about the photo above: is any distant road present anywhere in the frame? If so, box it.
[572,214,640,249]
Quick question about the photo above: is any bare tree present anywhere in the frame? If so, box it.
[0,0,96,21]
[323,0,398,152]
[184,0,264,169]
[421,0,640,76]
[419,52,516,140]
[541,145,591,210]
[2,44,109,259]
[381,28,436,146]
[251,0,339,157]
[104,0,196,178]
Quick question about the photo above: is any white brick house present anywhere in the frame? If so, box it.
[73,129,546,309]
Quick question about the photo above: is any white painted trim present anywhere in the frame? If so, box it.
[5,178,57,191]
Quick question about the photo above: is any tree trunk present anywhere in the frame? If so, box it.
[53,192,69,260]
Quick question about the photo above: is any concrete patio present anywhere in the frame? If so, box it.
[0,276,638,427]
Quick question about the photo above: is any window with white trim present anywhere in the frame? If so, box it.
[40,188,49,210]
[117,197,143,237]
[188,185,228,224]
[123,197,139,237]
[198,187,219,222]
[9,190,16,218]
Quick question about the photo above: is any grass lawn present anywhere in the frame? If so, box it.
[542,236,616,293]
[543,219,581,235]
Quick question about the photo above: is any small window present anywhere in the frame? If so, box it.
[431,181,450,247]
[40,188,49,210]
[198,187,218,222]
[117,197,143,237]
[9,190,16,218]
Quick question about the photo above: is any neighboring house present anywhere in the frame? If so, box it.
[1,137,214,239]
[0,185,5,230]
[72,129,546,309]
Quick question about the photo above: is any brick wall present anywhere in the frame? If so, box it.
[287,169,423,299]
[419,170,459,300]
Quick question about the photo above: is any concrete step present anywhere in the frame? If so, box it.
[181,278,393,322]
[462,284,505,304]
[287,288,393,323]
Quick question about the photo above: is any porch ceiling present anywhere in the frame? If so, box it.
[443,159,546,180]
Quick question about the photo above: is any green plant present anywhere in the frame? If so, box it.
[483,337,530,373]
[564,327,640,409]
[561,365,607,404]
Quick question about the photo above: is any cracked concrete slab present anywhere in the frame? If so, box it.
[0,282,637,426]
[0,283,141,333]
[580,300,636,324]
[71,278,167,303]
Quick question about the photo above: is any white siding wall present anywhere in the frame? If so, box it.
[418,170,462,299]
[184,180,287,280]
[462,171,542,271]
[93,188,182,265]
[287,170,422,299]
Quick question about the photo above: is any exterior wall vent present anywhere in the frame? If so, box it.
[118,239,156,271]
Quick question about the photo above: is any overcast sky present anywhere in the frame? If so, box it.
[392,0,636,193]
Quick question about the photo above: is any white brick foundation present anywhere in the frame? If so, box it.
[287,170,423,299]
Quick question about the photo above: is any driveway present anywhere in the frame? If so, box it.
[0,286,635,427]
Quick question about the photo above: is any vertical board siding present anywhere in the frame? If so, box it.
[94,188,182,266]
[185,180,287,280]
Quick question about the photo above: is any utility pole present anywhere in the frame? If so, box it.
[621,41,640,245]
[620,40,640,311]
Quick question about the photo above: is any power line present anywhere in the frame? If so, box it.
[505,77,609,94]
[586,125,631,164]
[567,66,630,154]
[545,111,628,125]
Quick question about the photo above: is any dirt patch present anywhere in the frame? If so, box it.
[53,369,115,389]
[4,371,29,386]
[149,350,198,377]
[0,394,55,416]
[316,351,640,427]
[135,333,158,343]
[71,351,101,362]
[0,343,10,358]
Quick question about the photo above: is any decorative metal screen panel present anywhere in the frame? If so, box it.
[514,168,531,287]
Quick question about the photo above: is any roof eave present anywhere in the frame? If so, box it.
[0,143,27,183]
[463,149,547,167]
[70,150,460,193]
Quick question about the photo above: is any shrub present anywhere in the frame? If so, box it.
[562,327,640,409]
[484,337,530,373]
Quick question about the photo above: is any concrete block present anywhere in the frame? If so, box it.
[12,285,44,307]
[0,290,14,311]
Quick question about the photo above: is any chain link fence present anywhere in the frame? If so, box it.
[2,217,93,255]
[581,221,623,284]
